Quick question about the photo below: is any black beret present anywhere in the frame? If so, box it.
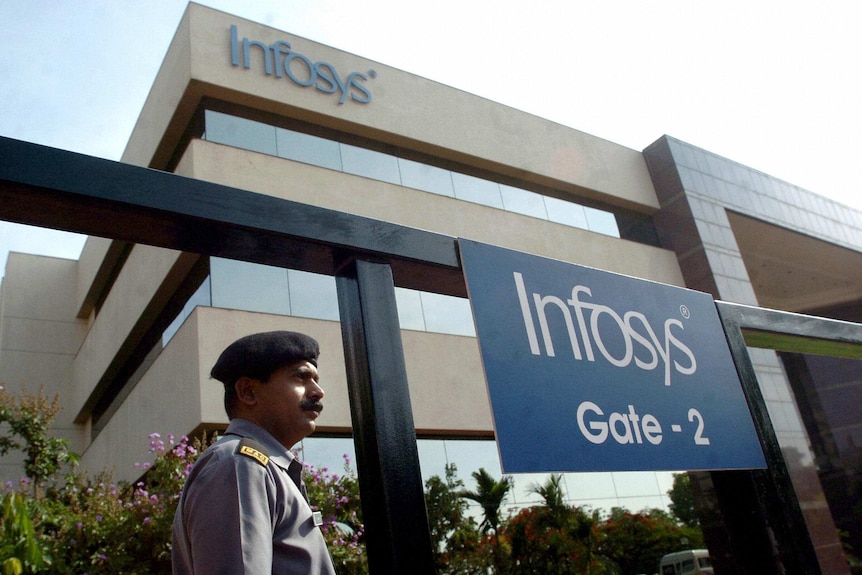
[211,331,320,387]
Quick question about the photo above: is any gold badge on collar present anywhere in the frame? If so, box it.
[236,438,271,467]
[239,445,269,466]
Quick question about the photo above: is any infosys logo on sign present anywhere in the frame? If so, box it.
[229,25,374,105]
[459,239,765,473]
[513,272,697,387]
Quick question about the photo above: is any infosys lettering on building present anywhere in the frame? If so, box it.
[230,25,374,105]
[459,239,766,473]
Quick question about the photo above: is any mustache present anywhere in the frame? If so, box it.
[300,399,323,413]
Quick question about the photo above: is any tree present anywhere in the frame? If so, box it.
[499,474,611,575]
[529,473,567,522]
[598,508,704,575]
[668,473,700,528]
[460,468,511,535]
[0,387,79,498]
[424,464,484,575]
[460,468,512,574]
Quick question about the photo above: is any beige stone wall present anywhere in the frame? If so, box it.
[0,253,89,478]
[0,254,86,413]
[69,245,191,422]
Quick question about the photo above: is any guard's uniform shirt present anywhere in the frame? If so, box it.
[171,419,336,575]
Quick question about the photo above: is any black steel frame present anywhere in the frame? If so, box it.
[715,303,862,574]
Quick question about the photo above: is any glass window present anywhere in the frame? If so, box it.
[210,257,290,315]
[545,196,588,229]
[395,287,426,331]
[510,472,561,505]
[298,436,681,520]
[434,439,503,480]
[204,110,277,156]
[416,440,449,483]
[276,128,342,171]
[398,158,455,197]
[340,143,401,185]
[500,184,549,219]
[584,206,620,237]
[451,173,504,208]
[298,436,356,470]
[162,276,211,346]
[287,269,339,321]
[419,292,476,336]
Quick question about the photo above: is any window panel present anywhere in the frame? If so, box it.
[210,257,290,315]
[204,110,277,156]
[398,158,455,197]
[417,440,450,483]
[441,439,504,479]
[395,287,426,331]
[500,184,549,219]
[419,292,476,336]
[287,269,339,321]
[275,128,342,171]
[584,205,620,237]
[451,173,503,208]
[545,196,589,229]
[340,143,401,185]
[162,276,211,346]
[298,437,356,471]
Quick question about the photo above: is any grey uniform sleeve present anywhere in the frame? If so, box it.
[181,449,276,574]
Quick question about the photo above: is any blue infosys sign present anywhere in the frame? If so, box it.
[459,239,766,473]
[230,25,374,105]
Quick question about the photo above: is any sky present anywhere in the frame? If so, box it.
[1,0,860,277]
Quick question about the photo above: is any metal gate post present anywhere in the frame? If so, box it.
[713,301,861,574]
[335,257,436,575]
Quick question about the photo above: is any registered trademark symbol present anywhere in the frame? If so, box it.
[368,69,377,78]
[679,305,690,319]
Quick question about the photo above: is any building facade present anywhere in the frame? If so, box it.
[0,4,859,572]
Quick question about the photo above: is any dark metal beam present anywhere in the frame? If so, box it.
[335,258,435,575]
[0,135,465,296]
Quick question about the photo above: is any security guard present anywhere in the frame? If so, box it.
[172,331,336,575]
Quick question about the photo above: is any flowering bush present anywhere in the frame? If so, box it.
[26,432,210,574]
[1,416,369,574]
[0,386,79,499]
[303,453,367,575]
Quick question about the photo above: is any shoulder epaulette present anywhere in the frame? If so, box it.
[235,437,270,467]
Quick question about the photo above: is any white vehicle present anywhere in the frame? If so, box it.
[659,549,714,575]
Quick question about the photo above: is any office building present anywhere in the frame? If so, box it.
[0,4,859,571]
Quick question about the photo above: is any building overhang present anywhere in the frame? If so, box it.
[728,211,862,316]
